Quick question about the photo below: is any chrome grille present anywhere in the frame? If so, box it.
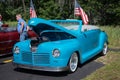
[22,52,49,64]
[22,53,32,63]
[34,53,50,64]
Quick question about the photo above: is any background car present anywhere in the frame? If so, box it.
[13,18,108,73]
[0,24,37,56]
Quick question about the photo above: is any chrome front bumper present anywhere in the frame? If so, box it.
[13,63,69,72]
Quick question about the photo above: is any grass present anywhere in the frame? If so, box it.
[83,26,120,80]
[100,26,120,48]
[83,51,120,80]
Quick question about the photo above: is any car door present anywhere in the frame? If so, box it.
[0,31,9,54]
[7,31,19,52]
[79,29,100,63]
[84,30,98,50]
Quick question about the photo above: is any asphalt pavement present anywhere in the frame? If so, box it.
[0,55,104,80]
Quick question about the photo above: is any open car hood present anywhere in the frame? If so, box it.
[28,18,82,37]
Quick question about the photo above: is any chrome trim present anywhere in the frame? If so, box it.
[13,63,69,72]
[0,52,12,56]
[0,40,18,43]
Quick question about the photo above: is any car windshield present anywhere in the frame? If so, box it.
[50,20,80,30]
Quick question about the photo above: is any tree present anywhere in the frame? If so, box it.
[34,0,62,19]
[22,0,26,17]
[0,0,119,25]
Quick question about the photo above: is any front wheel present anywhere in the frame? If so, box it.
[68,52,78,73]
[101,42,108,56]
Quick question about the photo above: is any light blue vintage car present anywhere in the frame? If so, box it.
[13,18,108,73]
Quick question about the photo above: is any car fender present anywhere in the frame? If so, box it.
[58,40,80,65]
[99,31,108,50]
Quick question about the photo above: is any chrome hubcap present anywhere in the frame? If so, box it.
[103,43,108,55]
[69,53,78,72]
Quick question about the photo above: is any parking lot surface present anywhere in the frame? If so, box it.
[0,55,104,80]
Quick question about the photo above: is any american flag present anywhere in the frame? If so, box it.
[30,0,37,18]
[74,0,89,25]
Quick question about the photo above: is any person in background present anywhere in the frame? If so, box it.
[0,14,3,30]
[16,14,29,41]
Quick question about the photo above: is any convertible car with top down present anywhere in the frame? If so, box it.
[13,18,108,73]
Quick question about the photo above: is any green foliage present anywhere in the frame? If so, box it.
[37,0,62,19]
[0,0,120,25]
[100,26,120,48]
[79,0,120,25]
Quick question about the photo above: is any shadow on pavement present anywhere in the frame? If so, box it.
[108,48,120,52]
[13,54,104,80]
[0,54,12,59]
[14,68,68,77]
[0,54,12,65]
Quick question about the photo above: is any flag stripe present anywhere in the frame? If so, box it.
[74,0,89,25]
[80,8,87,24]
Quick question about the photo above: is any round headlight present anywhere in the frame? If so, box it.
[52,49,60,58]
[14,46,20,54]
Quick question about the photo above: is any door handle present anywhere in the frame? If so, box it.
[83,33,87,38]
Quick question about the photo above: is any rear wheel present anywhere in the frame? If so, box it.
[68,52,78,73]
[101,42,108,56]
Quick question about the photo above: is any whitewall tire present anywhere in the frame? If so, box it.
[68,52,78,73]
[101,42,108,56]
